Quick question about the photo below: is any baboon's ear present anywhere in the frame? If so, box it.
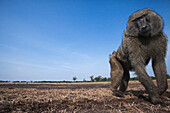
[148,11,163,36]
[112,51,116,54]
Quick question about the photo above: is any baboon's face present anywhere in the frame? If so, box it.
[135,15,151,37]
[125,8,163,37]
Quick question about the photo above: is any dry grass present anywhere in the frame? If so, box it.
[0,81,110,85]
[0,80,170,112]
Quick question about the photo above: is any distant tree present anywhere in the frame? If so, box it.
[90,75,94,82]
[107,77,111,81]
[130,77,138,81]
[83,78,86,82]
[151,76,156,80]
[94,76,102,82]
[0,80,9,83]
[13,81,20,83]
[102,77,107,81]
[73,76,77,82]
[167,74,170,79]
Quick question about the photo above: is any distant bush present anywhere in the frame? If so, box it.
[73,76,77,82]
[89,76,111,82]
[0,80,10,83]
[1,74,169,83]
[88,74,170,82]
[90,75,94,82]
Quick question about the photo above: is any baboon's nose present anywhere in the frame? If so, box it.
[142,25,148,30]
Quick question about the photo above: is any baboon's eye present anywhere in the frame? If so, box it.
[132,18,138,22]
[141,15,145,18]
[134,22,139,28]
[146,16,150,22]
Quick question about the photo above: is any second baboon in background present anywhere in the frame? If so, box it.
[110,8,168,104]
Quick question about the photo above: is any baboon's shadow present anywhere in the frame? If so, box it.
[126,90,170,106]
[127,90,148,101]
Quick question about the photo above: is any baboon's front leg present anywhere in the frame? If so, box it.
[152,57,168,95]
[134,64,161,104]
[119,70,130,92]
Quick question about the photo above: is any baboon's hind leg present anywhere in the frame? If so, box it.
[110,51,124,97]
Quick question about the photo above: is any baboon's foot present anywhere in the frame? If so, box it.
[111,89,124,97]
[149,95,162,105]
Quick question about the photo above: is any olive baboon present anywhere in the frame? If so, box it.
[110,8,168,104]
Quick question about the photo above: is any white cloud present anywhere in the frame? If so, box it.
[0,60,73,72]
[0,60,77,81]
[71,52,92,60]
[0,43,18,52]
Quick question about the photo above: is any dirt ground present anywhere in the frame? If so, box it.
[0,80,170,112]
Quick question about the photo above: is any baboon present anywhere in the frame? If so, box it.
[110,8,168,104]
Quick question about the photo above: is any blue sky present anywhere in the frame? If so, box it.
[0,0,170,81]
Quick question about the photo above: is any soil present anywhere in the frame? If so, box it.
[0,80,170,112]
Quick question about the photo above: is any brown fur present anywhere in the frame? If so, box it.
[110,52,124,91]
[110,8,168,104]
